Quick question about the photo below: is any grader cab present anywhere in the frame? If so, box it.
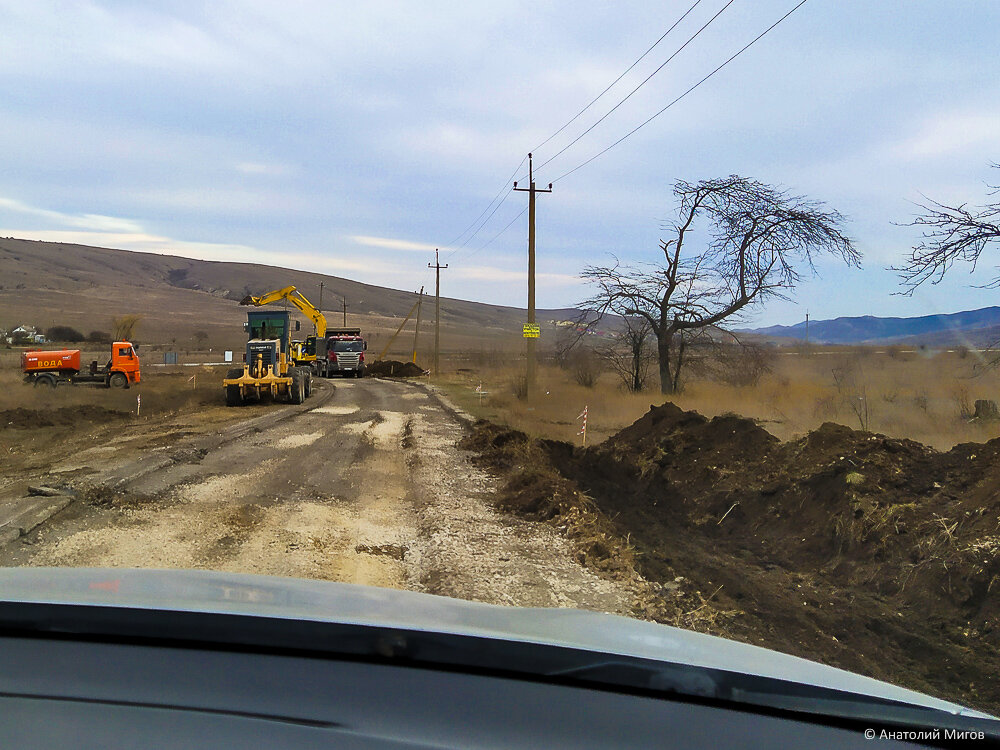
[222,310,312,406]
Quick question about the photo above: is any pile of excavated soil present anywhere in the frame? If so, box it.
[367,360,428,378]
[461,403,1000,713]
[1,405,128,429]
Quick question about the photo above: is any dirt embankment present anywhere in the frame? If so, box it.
[461,403,1000,714]
[367,360,427,378]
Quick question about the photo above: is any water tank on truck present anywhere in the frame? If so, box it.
[21,342,140,389]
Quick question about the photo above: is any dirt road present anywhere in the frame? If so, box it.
[0,378,636,614]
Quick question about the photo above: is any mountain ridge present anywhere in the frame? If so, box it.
[748,306,1000,345]
[0,236,587,352]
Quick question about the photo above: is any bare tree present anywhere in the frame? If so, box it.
[599,316,656,392]
[894,164,1000,292]
[111,314,142,341]
[700,333,774,388]
[581,176,859,394]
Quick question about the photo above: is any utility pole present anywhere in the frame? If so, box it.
[412,286,424,364]
[342,297,347,326]
[428,249,448,376]
[805,311,809,347]
[513,153,552,398]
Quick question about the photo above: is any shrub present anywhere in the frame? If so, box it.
[711,343,773,387]
[87,330,112,344]
[562,348,599,388]
[45,325,85,342]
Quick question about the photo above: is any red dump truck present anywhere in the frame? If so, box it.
[21,341,141,389]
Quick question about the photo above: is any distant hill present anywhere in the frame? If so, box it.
[0,237,603,356]
[748,307,1000,346]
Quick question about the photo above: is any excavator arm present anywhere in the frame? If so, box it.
[240,286,327,337]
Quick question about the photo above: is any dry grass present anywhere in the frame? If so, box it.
[0,364,232,419]
[437,346,1000,450]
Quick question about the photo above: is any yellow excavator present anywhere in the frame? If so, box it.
[238,286,327,367]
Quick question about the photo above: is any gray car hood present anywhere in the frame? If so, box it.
[0,566,992,721]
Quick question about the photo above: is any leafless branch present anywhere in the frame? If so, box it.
[893,165,1000,294]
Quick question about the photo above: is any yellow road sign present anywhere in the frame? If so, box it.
[522,324,540,338]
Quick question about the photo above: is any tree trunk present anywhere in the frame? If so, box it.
[672,333,687,393]
[657,333,673,394]
[631,337,642,392]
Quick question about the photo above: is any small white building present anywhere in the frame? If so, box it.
[11,325,45,344]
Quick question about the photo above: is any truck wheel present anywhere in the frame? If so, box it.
[109,372,127,389]
[290,368,305,405]
[34,374,57,388]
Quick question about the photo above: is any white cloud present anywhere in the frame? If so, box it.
[0,227,413,279]
[348,235,443,253]
[0,229,253,260]
[0,197,144,233]
[235,161,294,177]
[891,109,1000,161]
[453,265,580,287]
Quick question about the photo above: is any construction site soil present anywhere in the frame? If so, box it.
[2,405,128,429]
[367,360,428,378]
[460,402,1000,714]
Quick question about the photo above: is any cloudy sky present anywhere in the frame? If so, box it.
[2,1,999,326]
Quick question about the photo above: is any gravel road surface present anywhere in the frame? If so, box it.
[1,378,636,614]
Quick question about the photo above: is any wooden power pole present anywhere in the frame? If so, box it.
[342,297,348,326]
[513,153,551,397]
[412,286,424,363]
[428,249,447,375]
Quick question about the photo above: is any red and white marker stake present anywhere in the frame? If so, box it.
[577,405,588,447]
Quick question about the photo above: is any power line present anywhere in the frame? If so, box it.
[444,154,527,256]
[451,188,514,255]
[450,0,718,258]
[532,0,738,176]
[530,0,705,155]
[450,2,705,259]
[464,206,528,260]
[551,0,810,185]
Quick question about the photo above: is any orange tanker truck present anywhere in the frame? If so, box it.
[21,342,141,389]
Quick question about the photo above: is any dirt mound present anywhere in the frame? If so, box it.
[367,360,428,378]
[462,403,1000,713]
[1,405,128,429]
[459,422,637,577]
[586,405,1000,623]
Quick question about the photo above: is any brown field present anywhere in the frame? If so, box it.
[0,364,276,479]
[437,345,1000,451]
